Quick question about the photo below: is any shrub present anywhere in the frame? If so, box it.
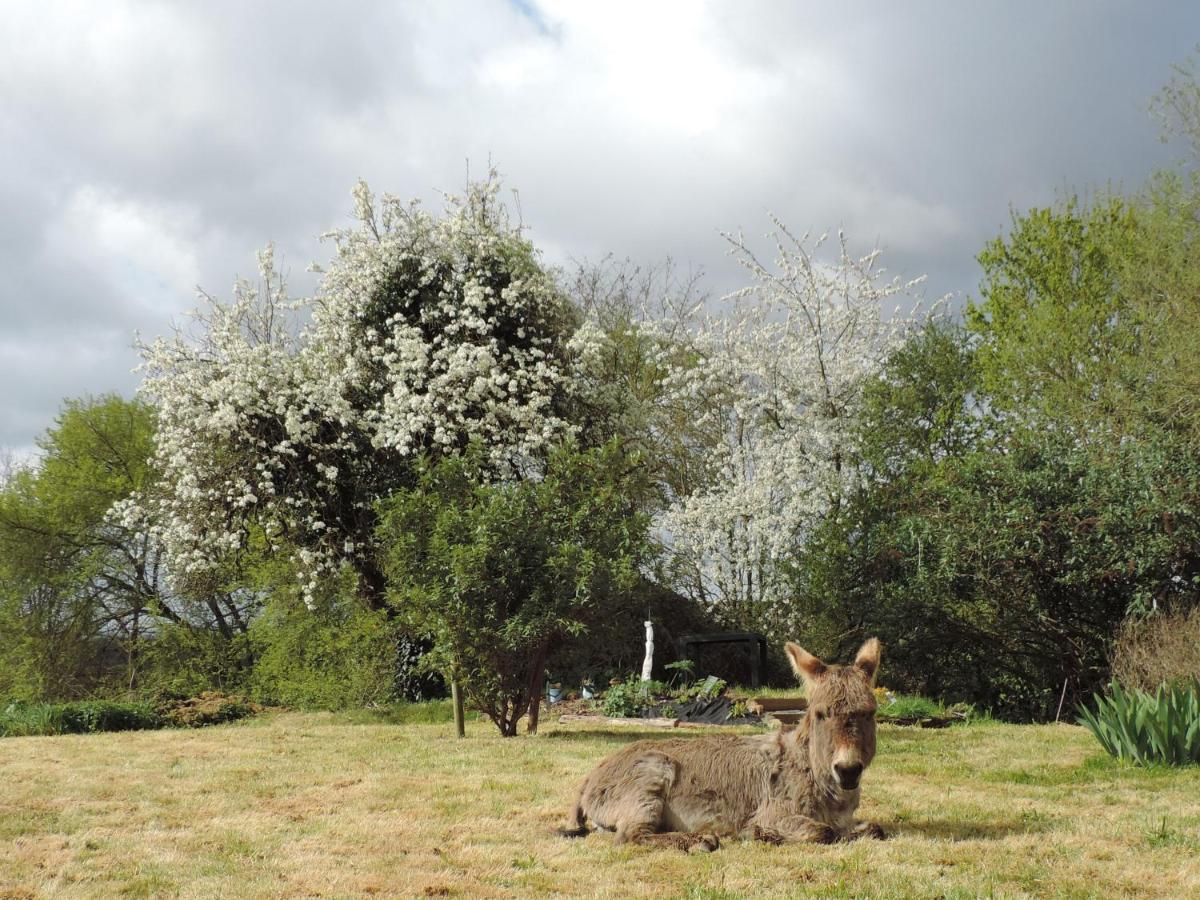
[0,700,162,736]
[380,440,653,736]
[602,677,670,718]
[57,700,163,733]
[1078,680,1200,766]
[248,575,422,710]
[1112,607,1200,693]
[139,623,253,700]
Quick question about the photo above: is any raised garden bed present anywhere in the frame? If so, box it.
[552,688,971,730]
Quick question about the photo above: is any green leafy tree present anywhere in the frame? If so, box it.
[793,320,1200,719]
[0,396,163,696]
[0,395,265,700]
[1117,171,1200,441]
[966,197,1148,432]
[378,440,652,736]
[788,322,987,671]
[856,320,985,482]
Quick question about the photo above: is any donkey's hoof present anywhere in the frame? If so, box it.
[753,825,785,845]
[688,833,720,853]
[845,821,886,841]
[807,823,840,844]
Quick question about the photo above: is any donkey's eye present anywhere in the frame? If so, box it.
[813,709,825,721]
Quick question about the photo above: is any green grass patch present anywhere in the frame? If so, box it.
[336,698,472,725]
[877,693,947,719]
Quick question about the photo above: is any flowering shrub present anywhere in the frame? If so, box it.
[134,175,588,603]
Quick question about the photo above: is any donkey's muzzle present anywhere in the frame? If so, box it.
[834,762,863,790]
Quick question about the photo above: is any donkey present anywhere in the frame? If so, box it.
[558,639,886,851]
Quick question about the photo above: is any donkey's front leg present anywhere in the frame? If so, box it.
[751,814,840,845]
[617,823,721,853]
[846,820,887,841]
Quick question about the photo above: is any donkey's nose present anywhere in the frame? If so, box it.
[834,762,863,789]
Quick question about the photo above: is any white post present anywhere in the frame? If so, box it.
[641,620,654,682]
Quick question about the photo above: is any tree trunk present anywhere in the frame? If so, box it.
[358,557,390,613]
[525,644,549,735]
[207,597,233,639]
[500,698,519,737]
[527,674,544,735]
[221,594,250,634]
[127,608,140,691]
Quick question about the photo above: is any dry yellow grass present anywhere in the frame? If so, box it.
[2,712,1199,898]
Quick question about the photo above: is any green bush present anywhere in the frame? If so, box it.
[602,677,669,717]
[139,623,253,700]
[379,440,653,736]
[1078,680,1200,766]
[0,700,162,737]
[248,580,407,710]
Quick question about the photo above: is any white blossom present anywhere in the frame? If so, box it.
[657,220,945,632]
[135,174,588,603]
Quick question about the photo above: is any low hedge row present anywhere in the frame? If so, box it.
[0,693,259,737]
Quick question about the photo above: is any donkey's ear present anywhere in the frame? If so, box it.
[853,638,882,685]
[785,642,826,683]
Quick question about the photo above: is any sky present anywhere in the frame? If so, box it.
[2,1,1198,458]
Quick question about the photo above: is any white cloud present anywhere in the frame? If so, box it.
[45,187,202,318]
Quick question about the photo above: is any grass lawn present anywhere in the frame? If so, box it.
[2,712,1199,898]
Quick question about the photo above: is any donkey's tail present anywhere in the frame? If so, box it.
[556,794,590,838]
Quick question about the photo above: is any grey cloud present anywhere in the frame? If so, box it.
[1,0,1197,450]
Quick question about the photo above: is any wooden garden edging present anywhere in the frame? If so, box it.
[557,714,681,728]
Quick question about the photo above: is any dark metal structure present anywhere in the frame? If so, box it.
[676,631,768,689]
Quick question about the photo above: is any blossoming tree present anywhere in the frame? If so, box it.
[134,176,585,607]
[658,221,940,633]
